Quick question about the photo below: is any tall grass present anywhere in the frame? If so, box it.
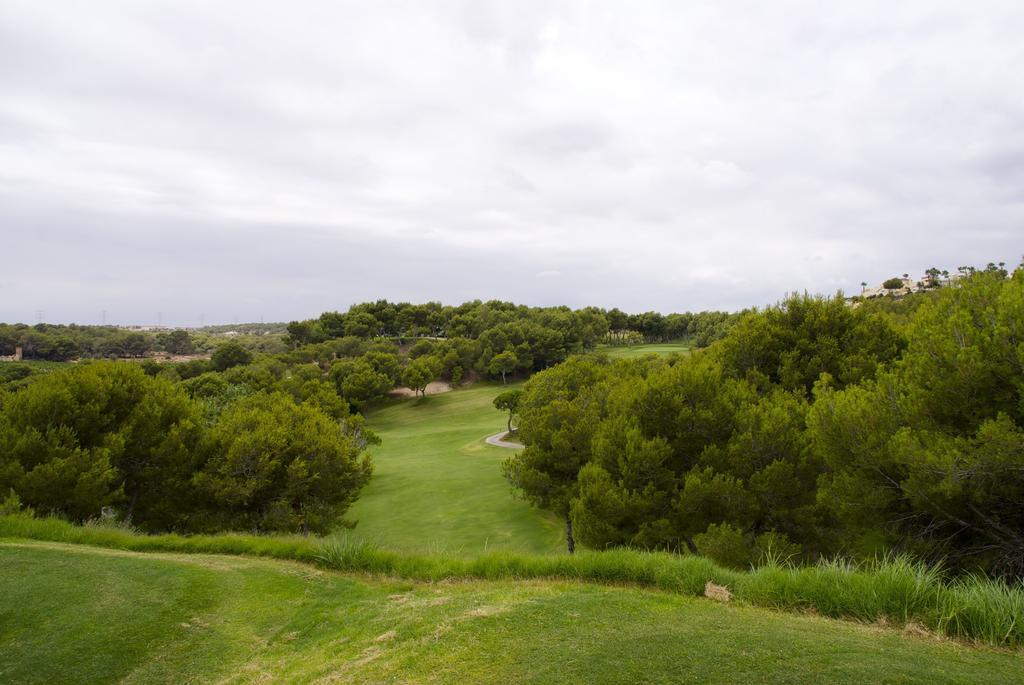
[2,513,1021,648]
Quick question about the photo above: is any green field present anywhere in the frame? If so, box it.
[3,541,1020,685]
[597,342,691,359]
[346,384,562,554]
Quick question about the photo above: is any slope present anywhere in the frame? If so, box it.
[346,383,562,554]
[1,541,1020,685]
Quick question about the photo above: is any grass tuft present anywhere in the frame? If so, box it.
[2,513,1021,648]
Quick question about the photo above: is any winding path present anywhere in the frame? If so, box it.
[484,432,524,449]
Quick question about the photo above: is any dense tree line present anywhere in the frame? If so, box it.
[506,267,1024,578]
[0,323,287,362]
[286,300,738,381]
[0,362,373,534]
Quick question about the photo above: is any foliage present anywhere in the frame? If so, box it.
[810,268,1024,576]
[715,291,905,393]
[210,341,253,371]
[883,277,905,289]
[156,329,195,355]
[512,268,1024,578]
[493,389,523,433]
[401,356,440,397]
[329,357,393,407]
[0,362,201,527]
[195,392,373,534]
[0,362,374,534]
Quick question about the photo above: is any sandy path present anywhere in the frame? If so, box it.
[484,432,524,449]
[388,381,453,398]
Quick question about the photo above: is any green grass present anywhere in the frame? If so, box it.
[597,342,691,359]
[347,383,563,554]
[2,541,1022,684]
[4,515,1023,649]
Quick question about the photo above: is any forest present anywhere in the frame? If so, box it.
[1,266,1021,580]
[506,265,1024,578]
[0,300,728,535]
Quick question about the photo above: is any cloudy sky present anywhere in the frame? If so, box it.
[2,1,1022,325]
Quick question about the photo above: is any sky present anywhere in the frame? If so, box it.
[1,1,1022,326]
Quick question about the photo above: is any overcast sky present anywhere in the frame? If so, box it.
[2,1,1022,326]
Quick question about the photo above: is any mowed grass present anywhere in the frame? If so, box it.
[3,541,1022,685]
[597,342,691,359]
[346,383,563,554]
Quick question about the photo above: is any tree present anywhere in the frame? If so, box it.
[195,392,373,534]
[809,270,1024,575]
[0,362,203,529]
[715,292,904,394]
[402,357,439,398]
[211,342,253,371]
[328,358,392,407]
[503,357,611,553]
[883,277,904,290]
[159,330,195,355]
[286,320,323,347]
[343,312,379,338]
[492,389,523,434]
[488,350,518,384]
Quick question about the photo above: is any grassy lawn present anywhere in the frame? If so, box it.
[346,383,563,554]
[597,342,691,359]
[1,541,1020,685]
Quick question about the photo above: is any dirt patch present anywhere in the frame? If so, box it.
[388,381,452,398]
[704,581,732,602]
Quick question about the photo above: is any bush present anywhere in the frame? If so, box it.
[211,342,253,371]
[694,523,753,569]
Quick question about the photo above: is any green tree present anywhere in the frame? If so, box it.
[159,329,195,355]
[0,362,202,529]
[488,350,519,384]
[328,358,392,407]
[402,357,439,398]
[211,342,253,371]
[503,357,611,552]
[195,392,373,534]
[492,389,523,434]
[883,277,904,290]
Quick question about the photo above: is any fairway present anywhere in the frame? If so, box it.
[598,342,691,359]
[346,383,563,554]
[2,541,1020,685]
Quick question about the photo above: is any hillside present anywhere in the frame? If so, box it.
[347,344,691,554]
[347,383,562,554]
[3,540,1021,684]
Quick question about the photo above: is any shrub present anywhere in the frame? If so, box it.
[694,523,753,569]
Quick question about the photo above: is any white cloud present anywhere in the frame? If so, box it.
[1,1,1022,324]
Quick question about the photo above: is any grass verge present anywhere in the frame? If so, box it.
[6,541,1022,684]
[2,513,1021,648]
